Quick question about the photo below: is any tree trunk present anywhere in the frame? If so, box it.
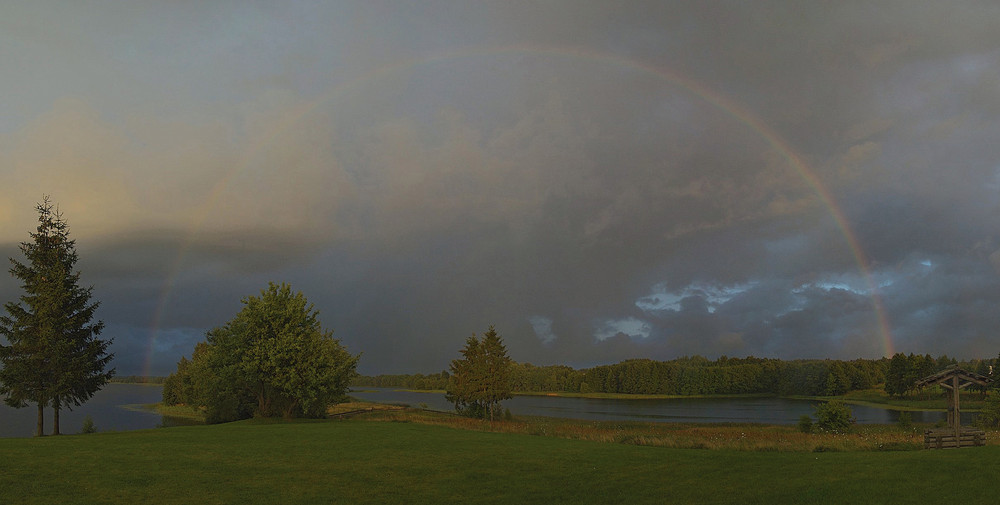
[35,402,44,437]
[256,383,271,417]
[283,399,299,420]
[53,396,61,436]
[258,393,271,417]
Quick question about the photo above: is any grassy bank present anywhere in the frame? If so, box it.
[792,388,988,412]
[1,419,998,504]
[149,399,955,451]
[515,391,775,400]
[383,388,773,401]
[381,386,978,408]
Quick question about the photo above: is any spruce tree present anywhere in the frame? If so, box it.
[446,335,486,417]
[0,197,114,436]
[480,325,512,420]
[445,325,512,420]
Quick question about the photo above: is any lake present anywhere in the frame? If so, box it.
[0,385,972,438]
[0,383,192,438]
[349,388,973,425]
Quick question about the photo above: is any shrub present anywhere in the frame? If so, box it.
[896,411,912,431]
[814,400,854,433]
[797,414,813,433]
[81,415,97,434]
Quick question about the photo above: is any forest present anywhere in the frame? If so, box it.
[355,353,999,397]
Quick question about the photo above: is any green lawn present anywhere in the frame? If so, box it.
[1,419,997,504]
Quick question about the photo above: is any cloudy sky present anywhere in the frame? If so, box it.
[3,1,1000,375]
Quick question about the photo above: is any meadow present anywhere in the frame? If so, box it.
[3,409,1000,504]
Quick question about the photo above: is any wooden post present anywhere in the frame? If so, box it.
[952,374,960,440]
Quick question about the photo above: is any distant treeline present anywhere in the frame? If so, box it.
[110,375,167,384]
[354,354,999,397]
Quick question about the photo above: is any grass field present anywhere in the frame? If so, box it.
[836,388,988,411]
[2,417,999,504]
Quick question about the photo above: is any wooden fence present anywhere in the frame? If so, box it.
[924,428,986,449]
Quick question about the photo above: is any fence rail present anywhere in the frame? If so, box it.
[924,428,986,449]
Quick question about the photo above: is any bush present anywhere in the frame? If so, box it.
[814,400,854,433]
[81,415,97,434]
[896,411,912,431]
[797,414,813,433]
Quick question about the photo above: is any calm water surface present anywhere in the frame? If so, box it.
[0,383,191,438]
[0,385,971,437]
[349,388,971,425]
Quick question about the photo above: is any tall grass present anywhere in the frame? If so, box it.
[353,407,952,451]
[153,398,998,451]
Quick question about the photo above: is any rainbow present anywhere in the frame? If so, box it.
[144,45,893,375]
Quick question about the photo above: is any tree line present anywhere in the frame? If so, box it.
[111,375,167,384]
[884,352,1000,396]
[357,353,999,398]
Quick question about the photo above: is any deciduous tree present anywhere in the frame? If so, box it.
[168,282,359,423]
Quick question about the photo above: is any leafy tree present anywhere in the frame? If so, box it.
[884,353,910,397]
[0,198,113,436]
[446,325,513,420]
[168,282,359,423]
[162,355,195,406]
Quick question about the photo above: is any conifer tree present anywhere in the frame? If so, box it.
[0,197,114,436]
[446,335,486,418]
[446,325,512,420]
[480,325,513,420]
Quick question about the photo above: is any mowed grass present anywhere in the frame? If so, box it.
[2,419,1000,505]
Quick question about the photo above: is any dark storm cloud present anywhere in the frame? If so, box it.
[4,1,1000,375]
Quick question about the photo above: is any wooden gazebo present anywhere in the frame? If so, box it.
[913,366,990,449]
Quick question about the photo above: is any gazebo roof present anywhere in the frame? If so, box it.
[913,365,990,390]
